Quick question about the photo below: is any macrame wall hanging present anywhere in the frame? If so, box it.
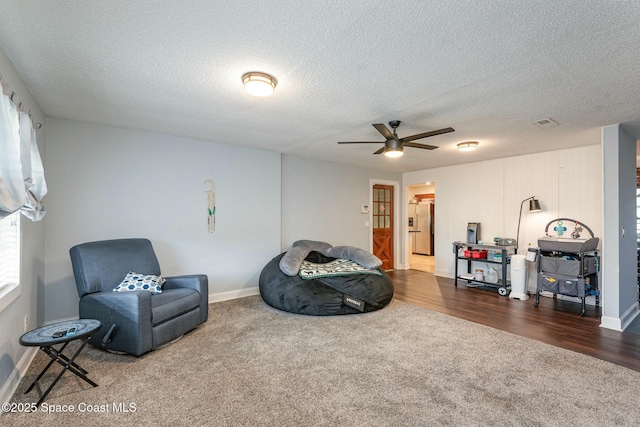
[205,180,216,233]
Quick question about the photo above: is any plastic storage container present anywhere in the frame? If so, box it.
[485,268,498,284]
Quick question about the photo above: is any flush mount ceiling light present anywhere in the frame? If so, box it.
[242,71,277,97]
[457,141,479,151]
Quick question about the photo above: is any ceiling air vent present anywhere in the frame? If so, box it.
[534,118,559,128]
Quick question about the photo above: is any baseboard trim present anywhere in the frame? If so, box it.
[600,303,640,331]
[0,346,38,406]
[209,287,259,303]
[600,315,622,331]
[621,303,640,331]
[434,270,453,279]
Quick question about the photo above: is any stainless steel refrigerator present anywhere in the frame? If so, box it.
[411,200,434,255]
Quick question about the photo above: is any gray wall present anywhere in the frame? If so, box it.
[0,47,46,402]
[43,118,282,321]
[601,124,639,330]
[281,155,401,251]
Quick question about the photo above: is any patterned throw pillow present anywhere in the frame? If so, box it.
[113,271,165,294]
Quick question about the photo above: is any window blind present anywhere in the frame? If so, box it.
[0,211,20,288]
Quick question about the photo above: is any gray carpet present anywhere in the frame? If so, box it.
[5,296,640,426]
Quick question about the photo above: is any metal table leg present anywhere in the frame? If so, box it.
[24,337,98,407]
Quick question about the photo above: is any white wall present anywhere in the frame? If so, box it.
[403,145,603,295]
[43,118,282,321]
[0,48,46,403]
[281,156,401,251]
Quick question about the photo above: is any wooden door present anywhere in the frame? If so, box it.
[373,184,394,270]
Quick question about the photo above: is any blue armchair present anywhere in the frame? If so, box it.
[69,238,208,356]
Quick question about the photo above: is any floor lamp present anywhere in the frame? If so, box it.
[516,196,541,253]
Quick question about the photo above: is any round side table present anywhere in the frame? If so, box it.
[19,319,101,406]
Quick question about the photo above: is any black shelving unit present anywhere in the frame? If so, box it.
[453,241,516,296]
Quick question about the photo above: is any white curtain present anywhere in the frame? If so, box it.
[0,88,47,221]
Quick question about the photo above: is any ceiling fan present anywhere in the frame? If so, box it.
[338,120,454,158]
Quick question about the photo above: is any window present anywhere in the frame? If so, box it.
[0,77,46,311]
[0,211,21,311]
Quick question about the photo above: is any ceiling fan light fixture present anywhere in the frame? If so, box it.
[242,71,277,97]
[384,138,404,157]
[457,141,479,152]
[384,148,403,158]
[337,120,454,157]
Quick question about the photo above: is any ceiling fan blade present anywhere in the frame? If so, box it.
[404,142,438,150]
[373,147,386,155]
[372,123,394,140]
[337,141,383,144]
[401,127,455,142]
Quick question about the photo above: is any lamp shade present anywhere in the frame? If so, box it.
[529,199,541,212]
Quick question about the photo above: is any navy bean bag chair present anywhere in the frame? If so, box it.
[259,242,394,316]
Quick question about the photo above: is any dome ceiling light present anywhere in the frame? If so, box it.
[242,71,277,97]
[457,141,479,151]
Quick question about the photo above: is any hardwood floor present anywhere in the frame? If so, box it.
[389,269,640,372]
[409,253,434,273]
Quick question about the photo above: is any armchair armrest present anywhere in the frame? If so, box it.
[163,274,208,324]
[164,274,207,293]
[79,291,153,356]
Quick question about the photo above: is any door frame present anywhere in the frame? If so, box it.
[369,179,400,270]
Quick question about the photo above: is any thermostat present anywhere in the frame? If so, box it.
[361,205,370,214]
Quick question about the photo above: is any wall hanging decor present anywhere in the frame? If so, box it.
[205,179,216,233]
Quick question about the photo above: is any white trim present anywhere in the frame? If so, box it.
[209,286,260,303]
[600,315,622,331]
[620,303,640,331]
[369,179,401,270]
[599,302,640,332]
[0,283,20,313]
[0,346,37,407]
[435,270,453,278]
[46,290,263,318]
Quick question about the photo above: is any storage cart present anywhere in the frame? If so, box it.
[453,241,515,296]
[534,218,600,316]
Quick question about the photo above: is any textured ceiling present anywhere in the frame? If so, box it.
[0,1,639,173]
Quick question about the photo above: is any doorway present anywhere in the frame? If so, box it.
[408,183,435,273]
[372,184,394,270]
